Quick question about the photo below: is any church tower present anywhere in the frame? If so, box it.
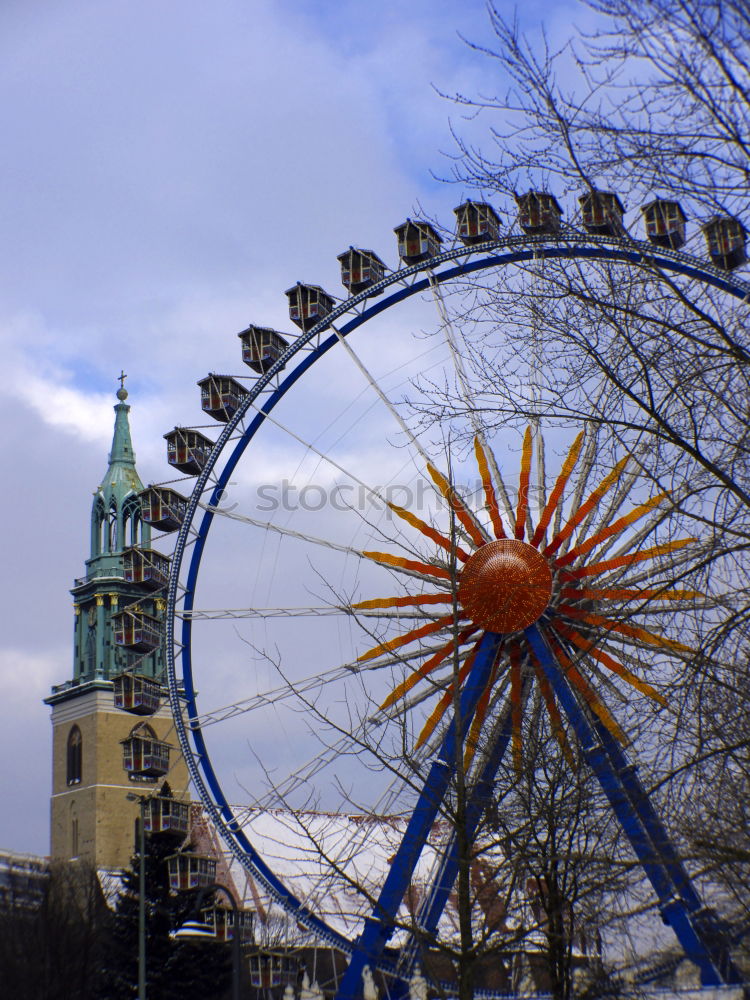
[46,382,190,869]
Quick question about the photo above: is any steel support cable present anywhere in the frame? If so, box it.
[201,501,456,588]
[428,270,517,526]
[328,320,440,479]
[190,640,465,730]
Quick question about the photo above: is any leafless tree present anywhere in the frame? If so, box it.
[433,0,750,972]
[0,860,107,999]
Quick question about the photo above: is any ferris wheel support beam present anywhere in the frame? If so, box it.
[335,631,503,1000]
[524,625,742,987]
[589,715,742,986]
[409,676,532,956]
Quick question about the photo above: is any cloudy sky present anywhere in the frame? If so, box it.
[0,0,588,855]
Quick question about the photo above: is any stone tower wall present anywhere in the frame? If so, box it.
[50,688,190,868]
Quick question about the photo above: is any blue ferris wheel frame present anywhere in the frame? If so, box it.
[163,233,750,974]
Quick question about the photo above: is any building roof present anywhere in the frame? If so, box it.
[95,385,143,508]
[0,849,48,910]
[193,806,519,947]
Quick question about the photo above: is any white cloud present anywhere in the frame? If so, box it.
[0,647,64,703]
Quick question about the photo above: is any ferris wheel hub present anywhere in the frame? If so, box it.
[458,538,552,633]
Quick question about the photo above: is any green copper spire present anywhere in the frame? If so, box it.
[101,383,141,495]
[46,377,162,690]
[88,378,151,568]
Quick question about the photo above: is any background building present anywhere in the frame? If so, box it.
[45,383,189,869]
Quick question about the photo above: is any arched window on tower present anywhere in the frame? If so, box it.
[92,496,106,557]
[123,495,141,547]
[67,725,82,785]
[107,498,118,552]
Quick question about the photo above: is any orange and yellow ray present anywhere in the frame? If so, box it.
[561,537,695,580]
[426,462,487,548]
[515,427,533,541]
[387,502,470,563]
[474,436,505,539]
[544,454,631,558]
[380,625,479,711]
[555,492,668,567]
[560,586,700,603]
[560,609,693,653]
[358,614,468,663]
[549,642,629,744]
[362,550,452,581]
[530,430,585,548]
[416,642,480,750]
[554,624,667,706]
[353,593,453,611]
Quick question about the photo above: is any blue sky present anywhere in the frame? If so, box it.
[0,0,584,855]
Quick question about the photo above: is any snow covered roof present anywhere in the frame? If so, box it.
[191,806,517,946]
[96,867,123,908]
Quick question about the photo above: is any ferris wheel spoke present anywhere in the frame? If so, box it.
[201,501,394,561]
[251,726,430,820]
[247,331,493,555]
[187,640,456,730]
[553,616,692,665]
[202,500,455,588]
[530,430,585,545]
[428,269,516,523]
[575,457,649,550]
[249,681,444,817]
[179,606,448,622]
[329,320,441,480]
[557,490,670,568]
[559,628,668,705]
[561,537,697,581]
[247,735,369,811]
[551,425,599,549]
[241,395,432,519]
[545,454,633,558]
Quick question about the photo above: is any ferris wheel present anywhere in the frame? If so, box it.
[131,193,748,996]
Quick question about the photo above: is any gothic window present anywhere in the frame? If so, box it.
[92,497,106,556]
[108,499,118,552]
[71,816,79,857]
[67,725,82,785]
[123,495,141,546]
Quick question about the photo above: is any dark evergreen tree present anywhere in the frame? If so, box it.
[102,832,232,1000]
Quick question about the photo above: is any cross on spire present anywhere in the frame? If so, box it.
[116,370,129,402]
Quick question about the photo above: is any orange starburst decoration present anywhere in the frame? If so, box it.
[351,427,699,772]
